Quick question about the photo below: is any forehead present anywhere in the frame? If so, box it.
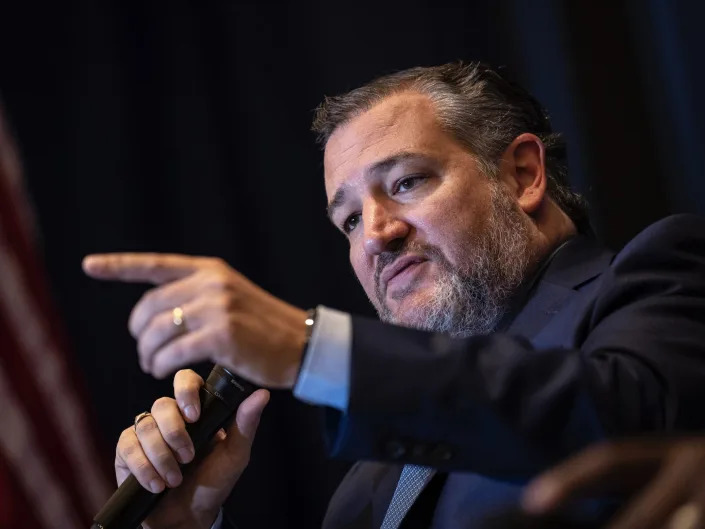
[323,92,454,198]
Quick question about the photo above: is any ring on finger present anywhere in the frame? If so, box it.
[133,411,152,431]
[172,306,186,332]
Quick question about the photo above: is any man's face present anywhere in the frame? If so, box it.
[324,92,533,335]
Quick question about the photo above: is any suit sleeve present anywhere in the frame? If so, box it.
[323,215,705,480]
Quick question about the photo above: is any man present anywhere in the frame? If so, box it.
[84,62,705,528]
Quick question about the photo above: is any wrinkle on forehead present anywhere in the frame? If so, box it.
[323,92,442,197]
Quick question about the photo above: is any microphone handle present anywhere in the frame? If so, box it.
[91,366,257,529]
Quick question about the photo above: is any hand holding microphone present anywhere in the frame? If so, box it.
[100,368,269,529]
[82,253,309,528]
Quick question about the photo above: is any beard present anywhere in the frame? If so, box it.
[373,183,535,338]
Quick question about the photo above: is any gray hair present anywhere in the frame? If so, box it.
[312,61,590,233]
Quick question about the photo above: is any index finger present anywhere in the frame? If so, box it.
[174,369,205,422]
[83,253,208,284]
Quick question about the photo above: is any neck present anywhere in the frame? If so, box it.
[524,199,579,281]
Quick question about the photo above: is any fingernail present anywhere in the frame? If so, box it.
[150,479,164,493]
[178,447,194,463]
[522,480,556,514]
[184,405,199,421]
[166,471,182,488]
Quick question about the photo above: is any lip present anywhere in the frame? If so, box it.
[380,255,428,292]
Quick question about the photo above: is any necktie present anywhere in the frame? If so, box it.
[380,465,436,529]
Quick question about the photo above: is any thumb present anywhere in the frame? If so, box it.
[225,389,270,450]
[194,390,269,486]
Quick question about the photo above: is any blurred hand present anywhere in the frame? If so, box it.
[522,438,705,529]
[115,369,270,529]
[83,253,308,387]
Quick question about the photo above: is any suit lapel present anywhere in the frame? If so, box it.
[506,236,613,341]
[541,235,614,290]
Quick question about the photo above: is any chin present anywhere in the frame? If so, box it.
[385,289,436,328]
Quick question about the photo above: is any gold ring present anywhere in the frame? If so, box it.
[133,411,152,430]
[172,307,185,328]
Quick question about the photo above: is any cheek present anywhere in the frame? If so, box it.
[414,195,487,266]
[350,246,375,295]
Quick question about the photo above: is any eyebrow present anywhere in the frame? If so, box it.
[326,152,429,222]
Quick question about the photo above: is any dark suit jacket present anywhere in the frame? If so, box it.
[321,215,705,529]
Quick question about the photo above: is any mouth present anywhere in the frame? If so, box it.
[381,255,429,294]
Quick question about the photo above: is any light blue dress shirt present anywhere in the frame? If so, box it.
[293,305,352,412]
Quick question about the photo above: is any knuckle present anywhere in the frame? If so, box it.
[175,368,195,380]
[151,397,175,413]
[225,315,240,334]
[139,330,162,356]
[128,312,140,337]
[134,458,157,478]
[162,428,187,446]
[225,295,241,312]
[118,427,134,442]
[180,381,202,396]
[212,292,231,309]
[137,288,158,314]
[208,292,238,316]
[146,260,165,276]
[167,341,187,364]
[118,437,140,460]
[136,339,149,359]
[205,273,230,293]
[154,451,176,470]
[175,372,203,394]
[136,418,158,435]
[207,257,227,269]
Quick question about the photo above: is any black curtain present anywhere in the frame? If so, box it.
[1,1,703,527]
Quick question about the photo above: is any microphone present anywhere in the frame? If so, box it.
[91,365,257,529]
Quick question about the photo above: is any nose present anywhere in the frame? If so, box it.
[362,199,410,256]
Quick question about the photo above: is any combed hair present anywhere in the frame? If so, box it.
[312,62,591,233]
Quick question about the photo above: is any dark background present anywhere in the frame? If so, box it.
[1,1,704,527]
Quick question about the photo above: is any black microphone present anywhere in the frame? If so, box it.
[91,365,257,529]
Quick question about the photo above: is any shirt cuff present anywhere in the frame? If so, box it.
[293,306,351,411]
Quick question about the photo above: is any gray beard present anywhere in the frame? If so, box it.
[375,184,534,338]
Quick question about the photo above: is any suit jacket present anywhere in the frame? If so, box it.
[321,215,705,529]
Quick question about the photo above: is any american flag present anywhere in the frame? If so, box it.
[0,102,111,528]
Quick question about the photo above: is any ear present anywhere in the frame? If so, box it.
[498,133,547,215]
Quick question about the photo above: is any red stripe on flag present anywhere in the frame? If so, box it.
[0,101,111,526]
[0,449,42,529]
[0,303,88,523]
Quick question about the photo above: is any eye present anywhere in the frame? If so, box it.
[342,213,361,234]
[393,174,426,194]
